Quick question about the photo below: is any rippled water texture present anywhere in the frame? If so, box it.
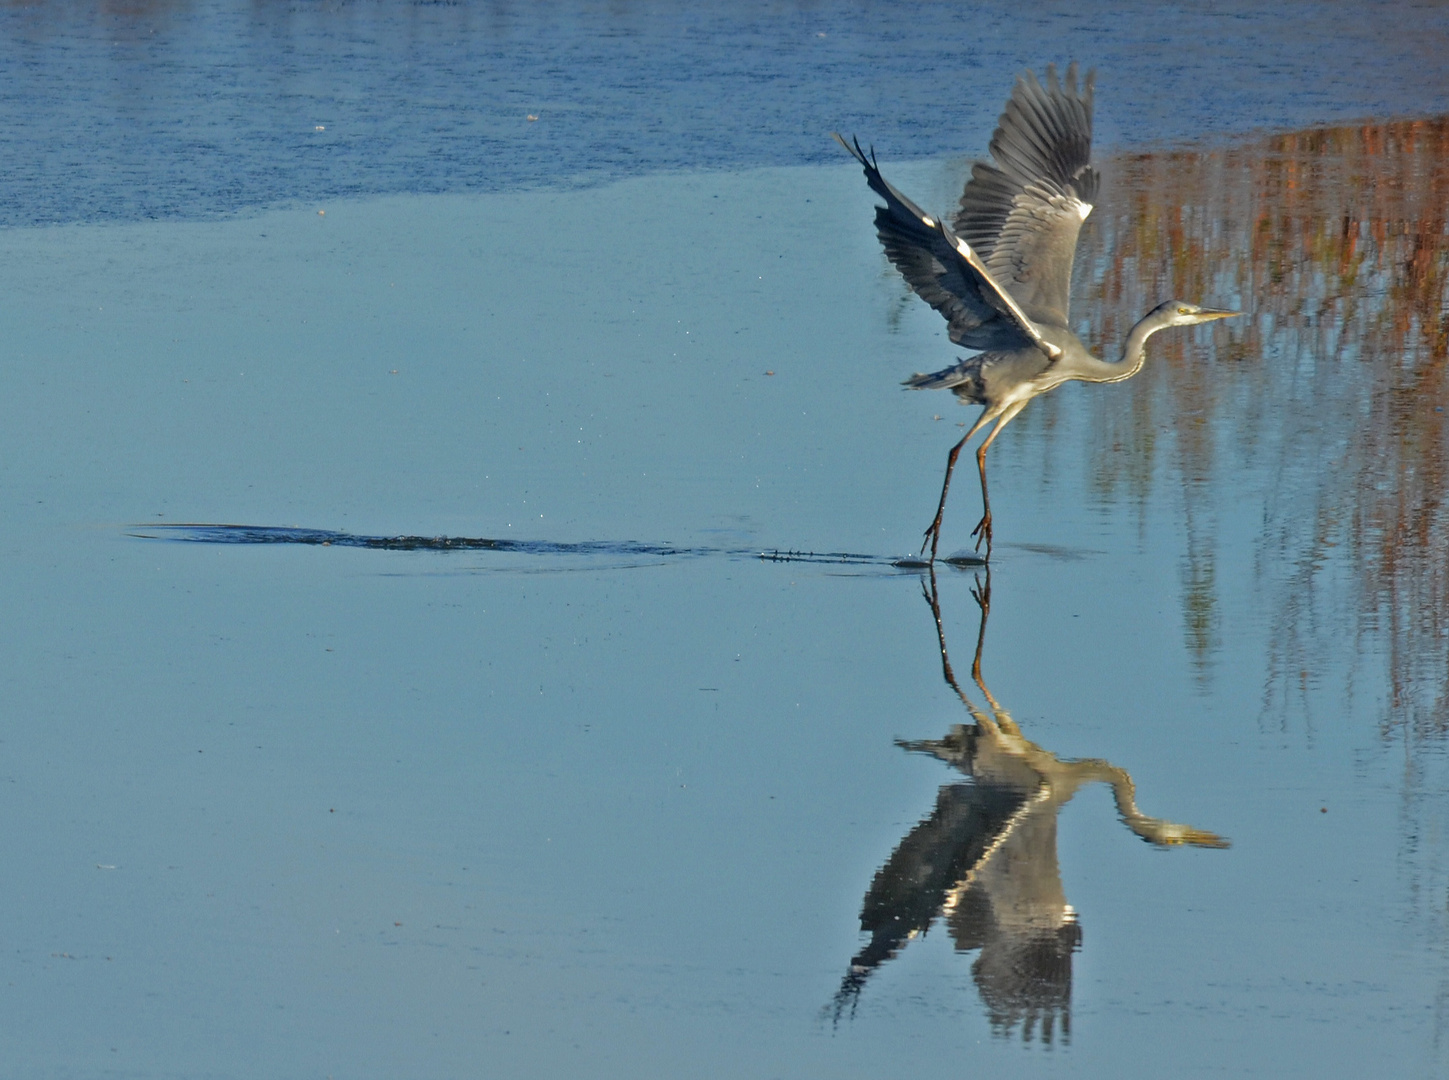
[1,0,1448,225]
[2,3,1448,1079]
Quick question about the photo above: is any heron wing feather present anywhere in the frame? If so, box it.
[953,63,1098,329]
[835,134,1054,357]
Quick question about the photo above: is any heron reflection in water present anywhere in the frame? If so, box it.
[830,571,1228,1041]
[837,64,1240,561]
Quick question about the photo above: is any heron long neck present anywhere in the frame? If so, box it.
[1070,314,1165,385]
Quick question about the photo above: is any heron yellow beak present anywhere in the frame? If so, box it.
[1196,307,1242,320]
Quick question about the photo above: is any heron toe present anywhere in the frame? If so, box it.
[921,519,945,558]
[970,512,993,552]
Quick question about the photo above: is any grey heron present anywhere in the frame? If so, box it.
[837,64,1240,561]
[830,567,1228,1031]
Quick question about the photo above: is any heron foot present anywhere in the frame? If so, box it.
[970,511,993,558]
[920,519,943,562]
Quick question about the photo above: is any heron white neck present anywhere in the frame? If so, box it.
[1073,314,1166,385]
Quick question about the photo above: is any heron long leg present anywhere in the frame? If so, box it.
[921,407,996,562]
[968,400,1028,560]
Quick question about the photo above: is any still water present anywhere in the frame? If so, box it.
[1,3,1447,1078]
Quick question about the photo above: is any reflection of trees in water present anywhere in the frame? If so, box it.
[1069,119,1449,739]
[831,573,1226,1042]
[1062,120,1449,1022]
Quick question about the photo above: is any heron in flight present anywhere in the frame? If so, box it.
[837,64,1240,562]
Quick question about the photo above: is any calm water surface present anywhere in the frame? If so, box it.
[1,3,1447,1078]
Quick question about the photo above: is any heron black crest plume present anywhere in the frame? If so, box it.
[835,63,1240,562]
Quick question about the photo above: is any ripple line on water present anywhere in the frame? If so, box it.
[129,523,971,569]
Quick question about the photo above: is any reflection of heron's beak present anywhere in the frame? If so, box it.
[1153,823,1231,848]
[1195,307,1242,321]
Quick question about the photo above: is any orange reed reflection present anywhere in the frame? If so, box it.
[1071,119,1449,736]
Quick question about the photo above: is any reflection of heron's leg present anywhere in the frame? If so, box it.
[968,570,990,685]
[922,408,994,562]
[921,567,965,697]
[970,401,1028,559]
[921,565,993,724]
[967,575,1022,735]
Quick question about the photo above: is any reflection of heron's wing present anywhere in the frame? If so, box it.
[831,779,1028,1018]
[836,134,1060,360]
[953,63,1098,330]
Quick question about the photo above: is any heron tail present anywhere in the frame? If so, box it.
[904,360,985,401]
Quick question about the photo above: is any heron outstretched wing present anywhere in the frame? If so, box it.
[953,63,1098,330]
[836,134,1060,360]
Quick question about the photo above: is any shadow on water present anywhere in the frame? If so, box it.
[129,523,988,570]
[829,569,1228,1041]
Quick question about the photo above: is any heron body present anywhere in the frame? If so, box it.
[837,64,1239,561]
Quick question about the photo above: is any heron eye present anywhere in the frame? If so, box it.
[1177,306,1189,314]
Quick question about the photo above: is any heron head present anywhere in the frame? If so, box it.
[1153,300,1243,327]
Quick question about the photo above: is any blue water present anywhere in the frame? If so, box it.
[2,4,1447,1078]
[1,0,1447,226]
